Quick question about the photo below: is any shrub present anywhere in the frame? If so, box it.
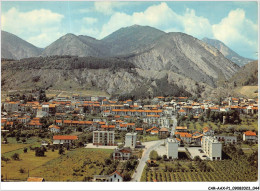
[11,153,20,160]
[1,156,10,163]
[23,148,28,153]
[19,168,25,173]
[59,147,65,155]
[35,147,45,157]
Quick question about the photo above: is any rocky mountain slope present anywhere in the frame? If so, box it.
[1,31,42,59]
[123,32,239,87]
[102,25,165,56]
[229,60,258,86]
[42,34,109,57]
[202,37,254,67]
[2,56,214,99]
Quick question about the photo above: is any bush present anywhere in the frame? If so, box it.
[19,168,25,173]
[149,150,158,160]
[23,148,28,153]
[35,147,45,157]
[1,156,10,163]
[59,147,65,155]
[11,153,20,160]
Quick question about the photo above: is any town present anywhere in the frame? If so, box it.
[1,90,258,182]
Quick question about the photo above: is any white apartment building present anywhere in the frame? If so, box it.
[201,136,222,161]
[93,131,116,146]
[214,135,237,144]
[166,138,178,159]
[125,133,137,148]
[158,117,170,128]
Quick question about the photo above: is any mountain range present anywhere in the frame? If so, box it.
[1,25,257,99]
[202,37,254,67]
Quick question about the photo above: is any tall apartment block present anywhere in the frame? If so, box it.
[201,136,222,160]
[93,131,116,146]
[124,133,137,148]
[166,138,178,159]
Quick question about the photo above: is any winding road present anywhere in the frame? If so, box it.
[131,139,164,182]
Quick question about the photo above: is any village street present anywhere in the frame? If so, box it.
[131,139,164,182]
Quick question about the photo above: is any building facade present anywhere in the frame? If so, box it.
[166,138,178,159]
[201,136,222,161]
[93,131,116,146]
[125,132,137,148]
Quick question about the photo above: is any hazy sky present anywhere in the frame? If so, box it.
[1,1,258,59]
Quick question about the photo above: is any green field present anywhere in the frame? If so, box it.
[183,116,258,133]
[1,147,113,181]
[141,135,159,142]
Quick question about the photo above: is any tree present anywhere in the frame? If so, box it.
[35,147,45,157]
[23,148,28,153]
[11,153,20,160]
[59,147,65,155]
[105,158,112,166]
[149,150,159,160]
[1,156,10,163]
[123,172,131,181]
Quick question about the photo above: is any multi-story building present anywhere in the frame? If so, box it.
[166,138,178,159]
[201,136,222,161]
[214,135,237,144]
[93,131,116,146]
[125,133,137,148]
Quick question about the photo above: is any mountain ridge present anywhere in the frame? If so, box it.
[202,37,254,66]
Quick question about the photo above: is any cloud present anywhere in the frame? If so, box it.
[82,17,98,25]
[182,8,213,39]
[99,3,180,38]
[212,9,258,58]
[98,2,212,39]
[2,7,64,47]
[94,1,128,15]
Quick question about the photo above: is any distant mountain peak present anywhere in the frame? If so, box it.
[1,30,42,59]
[202,37,254,66]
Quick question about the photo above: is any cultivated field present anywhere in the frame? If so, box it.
[1,146,113,181]
[141,158,257,182]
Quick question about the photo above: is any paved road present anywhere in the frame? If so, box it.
[131,140,164,182]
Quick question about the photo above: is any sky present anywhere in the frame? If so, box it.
[1,1,258,59]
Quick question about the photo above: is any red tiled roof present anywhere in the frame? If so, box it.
[27,177,44,182]
[110,170,123,177]
[244,131,256,136]
[53,135,78,140]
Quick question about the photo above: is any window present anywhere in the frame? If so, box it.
[114,174,116,178]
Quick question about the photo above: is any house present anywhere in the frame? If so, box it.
[53,135,78,145]
[178,109,186,116]
[159,128,169,138]
[175,126,188,132]
[93,171,123,182]
[243,131,257,142]
[48,124,61,133]
[27,177,45,182]
[135,127,143,132]
[214,135,237,144]
[113,147,131,160]
[146,127,159,134]
[192,132,204,146]
[28,118,43,128]
[203,127,214,136]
